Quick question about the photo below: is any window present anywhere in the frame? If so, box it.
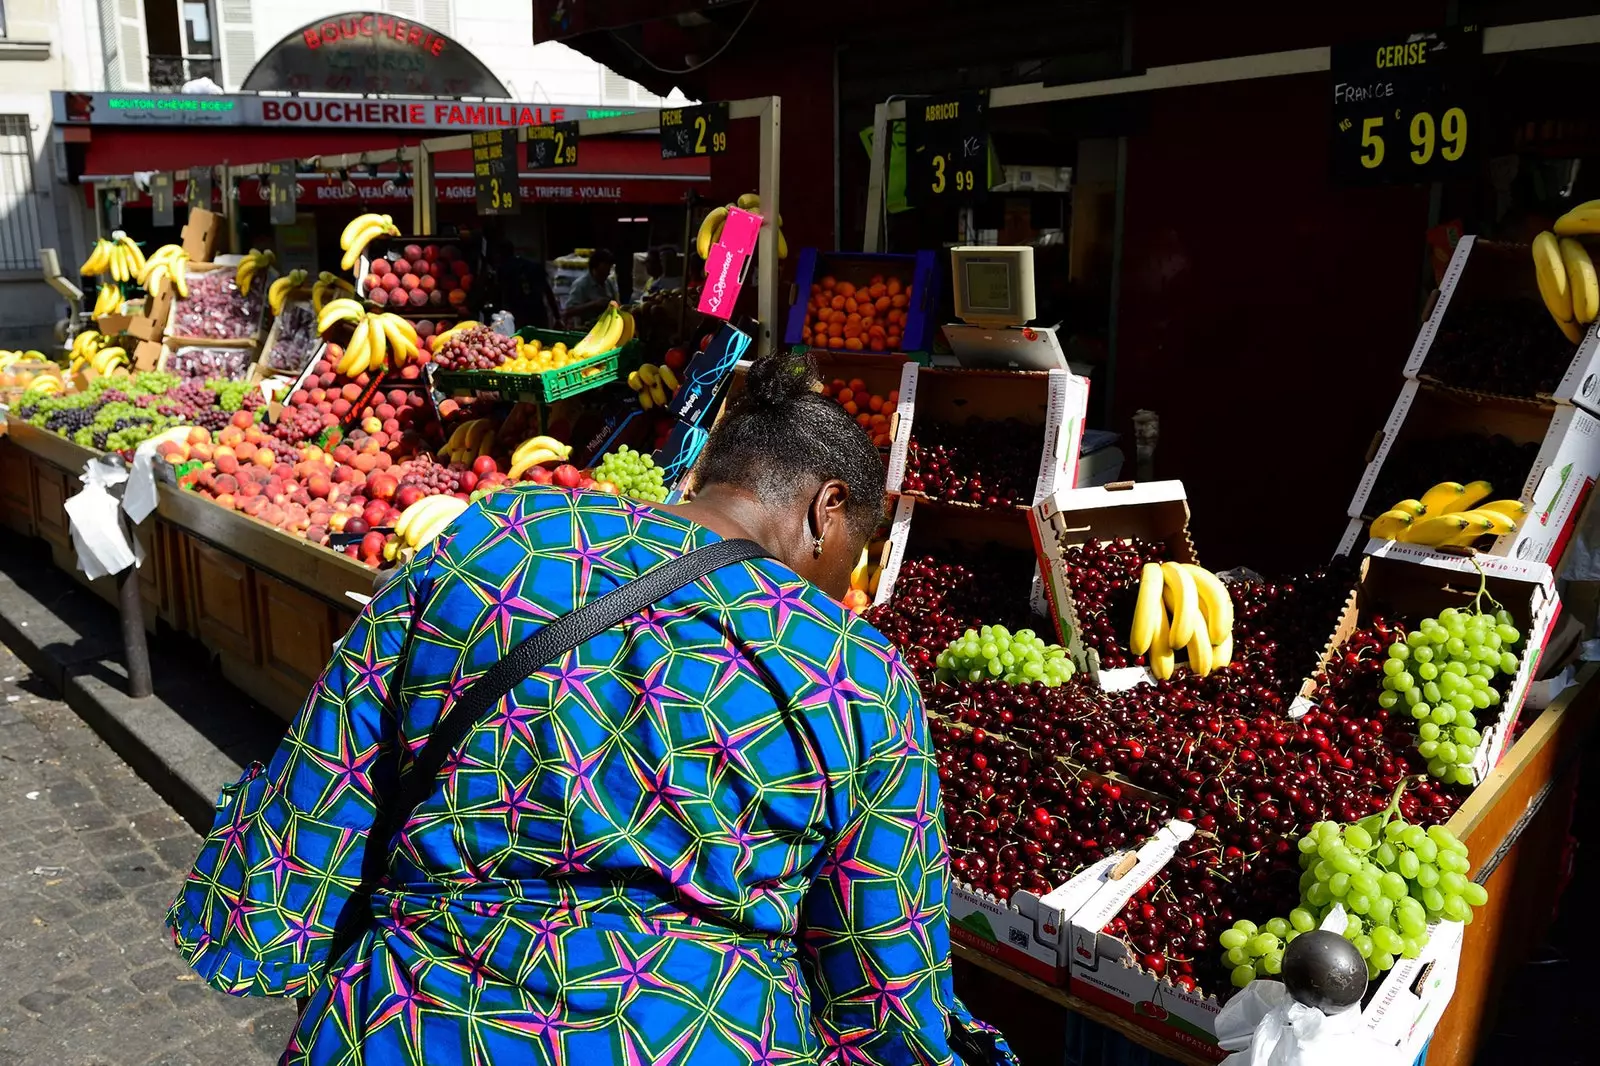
[0,1,8,38]
[0,116,43,271]
[183,2,212,55]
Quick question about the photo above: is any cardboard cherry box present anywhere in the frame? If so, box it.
[1340,379,1600,570]
[1029,481,1197,685]
[1067,825,1465,1063]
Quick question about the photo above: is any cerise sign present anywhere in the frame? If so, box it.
[241,12,508,97]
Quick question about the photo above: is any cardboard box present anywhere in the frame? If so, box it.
[133,340,162,372]
[182,207,222,262]
[1029,481,1196,680]
[126,275,176,342]
[1068,826,1463,1063]
[1344,379,1600,571]
[870,494,1047,615]
[257,297,320,380]
[697,206,761,321]
[885,366,1088,511]
[1405,235,1600,413]
[784,248,939,352]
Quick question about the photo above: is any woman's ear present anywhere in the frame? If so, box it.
[806,479,858,599]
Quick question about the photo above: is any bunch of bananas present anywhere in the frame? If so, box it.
[0,350,47,369]
[311,270,356,313]
[503,337,575,373]
[1532,229,1597,343]
[428,320,481,353]
[140,244,191,298]
[439,419,498,464]
[572,302,634,360]
[236,249,276,296]
[318,299,423,373]
[508,435,572,479]
[339,212,401,272]
[394,494,469,551]
[80,234,147,284]
[82,341,130,376]
[627,362,680,410]
[67,330,111,375]
[1369,480,1525,547]
[267,269,309,316]
[92,284,125,318]
[695,193,788,261]
[13,368,65,394]
[1129,561,1234,680]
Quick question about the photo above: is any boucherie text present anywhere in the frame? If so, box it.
[303,15,447,57]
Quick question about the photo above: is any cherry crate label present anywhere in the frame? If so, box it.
[907,90,988,206]
[527,120,579,169]
[472,129,519,214]
[1330,27,1480,185]
[660,102,729,160]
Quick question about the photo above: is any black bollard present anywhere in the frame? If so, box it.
[115,515,152,699]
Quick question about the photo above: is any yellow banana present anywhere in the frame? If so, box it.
[1562,237,1599,325]
[1214,635,1234,668]
[1418,481,1467,515]
[1129,563,1164,656]
[79,239,111,276]
[1442,512,1496,546]
[1186,611,1213,677]
[1456,509,1517,537]
[344,318,372,376]
[1441,480,1493,514]
[1534,231,1582,342]
[696,206,729,260]
[1479,499,1527,519]
[1554,204,1600,236]
[1150,600,1174,681]
[318,298,366,333]
[117,235,145,279]
[1369,509,1416,540]
[658,365,680,392]
[1183,564,1233,646]
[1401,514,1472,547]
[1160,561,1197,649]
[339,212,396,251]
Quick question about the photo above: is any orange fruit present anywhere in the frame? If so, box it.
[846,312,862,326]
[843,324,861,340]
[821,275,836,290]
[837,281,856,298]
[827,336,843,349]
[869,283,887,300]
[831,378,847,392]
[801,329,812,344]
[846,339,865,353]
[827,322,844,339]
[868,395,884,412]
[856,412,872,426]
[905,285,914,298]
[891,294,908,309]
[886,277,903,296]
[837,387,854,404]
[887,332,901,349]
[887,309,904,325]
[875,296,891,313]
[843,400,859,414]
[886,390,899,404]
[869,338,886,353]
[830,310,846,325]
[848,377,866,392]
[844,299,858,315]
[831,295,846,311]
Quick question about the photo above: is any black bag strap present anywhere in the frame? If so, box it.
[387,536,771,833]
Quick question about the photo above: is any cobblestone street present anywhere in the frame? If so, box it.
[0,641,296,1066]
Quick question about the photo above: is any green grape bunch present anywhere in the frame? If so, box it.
[934,624,1075,687]
[592,445,669,503]
[1220,785,1487,988]
[1381,584,1522,784]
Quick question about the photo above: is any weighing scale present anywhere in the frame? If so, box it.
[940,245,1070,371]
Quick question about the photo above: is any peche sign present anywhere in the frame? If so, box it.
[240,11,509,97]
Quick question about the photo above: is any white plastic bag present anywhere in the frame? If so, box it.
[1217,981,1391,1066]
[65,457,143,580]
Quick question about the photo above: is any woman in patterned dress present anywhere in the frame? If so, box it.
[169,353,1012,1065]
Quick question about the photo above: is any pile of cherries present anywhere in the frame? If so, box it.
[1426,297,1576,399]
[867,542,1471,1005]
[901,418,1040,508]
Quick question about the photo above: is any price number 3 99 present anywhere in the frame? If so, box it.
[488,178,513,210]
[930,154,976,195]
[1357,107,1468,170]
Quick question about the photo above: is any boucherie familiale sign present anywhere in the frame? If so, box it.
[241,12,509,97]
[53,92,624,132]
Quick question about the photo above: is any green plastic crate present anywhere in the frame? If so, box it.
[432,327,638,403]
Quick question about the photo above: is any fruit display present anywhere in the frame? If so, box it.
[1423,298,1576,398]
[1128,561,1234,680]
[820,377,897,448]
[430,324,518,370]
[171,267,264,340]
[267,268,309,315]
[589,445,667,501]
[1367,479,1525,546]
[340,212,402,272]
[1218,789,1487,987]
[626,362,678,409]
[264,303,320,373]
[1366,433,1538,519]
[140,244,192,298]
[165,345,253,381]
[799,274,910,353]
[695,192,788,262]
[16,372,186,451]
[358,238,472,311]
[902,418,1040,507]
[316,300,425,375]
[79,233,146,283]
[235,248,276,295]
[935,624,1075,686]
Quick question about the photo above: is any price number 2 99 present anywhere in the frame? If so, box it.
[1359,107,1467,170]
[930,154,976,195]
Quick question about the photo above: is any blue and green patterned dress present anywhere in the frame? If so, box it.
[169,486,984,1065]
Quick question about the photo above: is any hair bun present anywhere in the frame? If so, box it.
[741,350,820,410]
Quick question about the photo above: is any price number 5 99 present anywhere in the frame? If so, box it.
[1358,107,1468,170]
[930,153,976,195]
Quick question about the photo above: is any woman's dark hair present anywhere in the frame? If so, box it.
[695,351,886,538]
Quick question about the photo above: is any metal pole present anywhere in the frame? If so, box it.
[116,525,152,699]
[756,96,782,358]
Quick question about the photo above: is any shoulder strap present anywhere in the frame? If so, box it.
[389,536,771,827]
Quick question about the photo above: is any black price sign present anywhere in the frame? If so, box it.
[906,90,988,206]
[267,160,297,224]
[527,120,579,169]
[150,172,174,227]
[105,190,122,231]
[188,166,213,210]
[1331,28,1480,185]
[472,129,518,215]
[660,102,728,160]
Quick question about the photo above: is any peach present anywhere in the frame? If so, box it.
[331,398,352,418]
[253,449,275,469]
[368,288,390,307]
[235,441,258,461]
[448,289,467,307]
[352,452,378,473]
[418,275,436,293]
[375,403,396,420]
[363,273,382,292]
[190,442,213,462]
[361,416,382,434]
[242,496,267,517]
[380,273,401,291]
[361,531,387,557]
[373,451,392,470]
[319,371,337,388]
[428,291,445,306]
[214,492,235,510]
[400,274,420,291]
[403,244,422,261]
[308,474,331,499]
[310,387,328,404]
[187,427,211,446]
[382,418,400,436]
[451,260,471,278]
[399,364,421,380]
[370,259,391,277]
[232,410,255,429]
[407,289,427,308]
[391,258,412,276]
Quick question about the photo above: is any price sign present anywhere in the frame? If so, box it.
[188,166,213,210]
[660,101,729,160]
[1331,28,1480,185]
[527,120,580,169]
[150,172,174,227]
[906,90,988,206]
[105,190,122,231]
[267,160,298,224]
[472,129,519,215]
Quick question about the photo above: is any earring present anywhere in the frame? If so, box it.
[812,535,825,557]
